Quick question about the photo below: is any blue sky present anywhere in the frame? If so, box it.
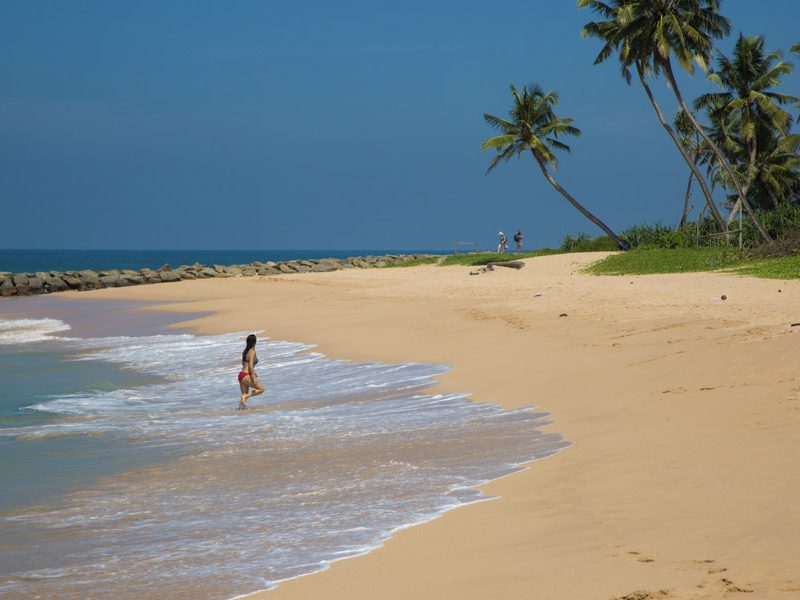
[1,1,798,250]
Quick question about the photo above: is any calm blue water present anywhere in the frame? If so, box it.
[0,299,567,600]
[0,249,446,274]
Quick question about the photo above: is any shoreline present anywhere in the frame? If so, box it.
[41,253,800,599]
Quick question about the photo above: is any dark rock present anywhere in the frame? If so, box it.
[310,262,338,273]
[62,275,82,289]
[158,264,172,272]
[100,275,120,287]
[12,274,29,286]
[277,263,296,273]
[15,284,32,296]
[1,278,16,296]
[46,277,68,292]
[241,269,257,277]
[258,267,281,275]
[198,267,218,278]
[159,271,181,283]
[78,270,100,284]
[213,265,226,273]
[227,266,243,276]
[28,277,44,291]
[120,275,144,285]
[180,271,197,280]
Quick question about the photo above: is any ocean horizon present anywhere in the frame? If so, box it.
[0,249,449,275]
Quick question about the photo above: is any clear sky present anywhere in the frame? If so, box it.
[2,1,799,250]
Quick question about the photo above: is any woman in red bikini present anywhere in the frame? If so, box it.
[238,333,264,409]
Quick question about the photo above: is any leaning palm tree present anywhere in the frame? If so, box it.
[579,0,772,242]
[579,0,727,233]
[482,84,627,249]
[695,33,798,224]
[674,109,705,226]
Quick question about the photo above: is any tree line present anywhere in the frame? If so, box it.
[482,0,799,250]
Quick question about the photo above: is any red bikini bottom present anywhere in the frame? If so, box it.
[238,371,249,383]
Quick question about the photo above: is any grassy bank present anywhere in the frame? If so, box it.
[383,246,800,280]
[380,249,562,268]
[587,247,800,279]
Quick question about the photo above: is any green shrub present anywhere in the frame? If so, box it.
[619,221,675,248]
[559,233,618,252]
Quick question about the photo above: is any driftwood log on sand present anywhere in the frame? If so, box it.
[487,261,525,270]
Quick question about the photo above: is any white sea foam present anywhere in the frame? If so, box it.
[0,317,71,344]
[0,316,569,600]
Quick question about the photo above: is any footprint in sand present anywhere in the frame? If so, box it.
[627,550,655,563]
[696,577,754,594]
[679,558,728,575]
[610,590,670,600]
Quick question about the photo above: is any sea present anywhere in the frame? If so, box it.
[0,249,447,274]
[0,280,568,599]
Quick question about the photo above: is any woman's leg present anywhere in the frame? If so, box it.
[239,377,251,409]
[249,376,265,399]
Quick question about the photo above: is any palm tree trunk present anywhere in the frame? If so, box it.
[663,59,772,243]
[680,170,693,227]
[760,174,781,208]
[636,63,727,232]
[726,140,758,225]
[530,150,627,249]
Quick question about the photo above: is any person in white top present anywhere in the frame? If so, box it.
[497,231,508,253]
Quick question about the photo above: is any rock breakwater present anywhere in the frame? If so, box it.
[0,254,437,298]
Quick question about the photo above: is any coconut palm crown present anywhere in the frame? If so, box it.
[482,84,627,249]
[578,0,730,82]
[696,34,797,142]
[482,84,579,172]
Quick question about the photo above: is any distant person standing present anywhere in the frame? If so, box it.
[497,231,508,253]
[513,230,523,254]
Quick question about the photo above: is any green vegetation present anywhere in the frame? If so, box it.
[586,247,800,279]
[733,255,800,279]
[439,249,560,267]
[559,233,619,252]
[587,247,744,275]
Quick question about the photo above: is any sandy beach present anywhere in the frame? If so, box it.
[81,252,800,600]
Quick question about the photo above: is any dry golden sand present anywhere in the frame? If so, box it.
[81,252,800,599]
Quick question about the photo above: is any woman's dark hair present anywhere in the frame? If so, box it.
[242,333,257,363]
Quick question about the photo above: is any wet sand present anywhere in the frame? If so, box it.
[73,252,800,599]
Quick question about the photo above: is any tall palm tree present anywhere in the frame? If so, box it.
[674,109,704,226]
[579,0,727,233]
[579,0,773,242]
[695,34,798,223]
[482,84,627,249]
